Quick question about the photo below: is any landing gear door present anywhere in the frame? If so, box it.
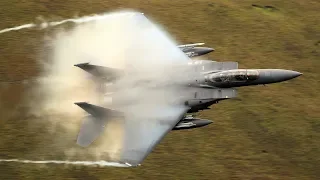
[191,87,237,100]
[212,88,237,99]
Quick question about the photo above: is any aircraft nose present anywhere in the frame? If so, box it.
[257,69,302,84]
[271,69,302,81]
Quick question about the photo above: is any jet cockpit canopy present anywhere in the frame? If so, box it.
[209,69,259,83]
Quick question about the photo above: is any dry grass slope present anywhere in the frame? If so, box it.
[0,0,319,179]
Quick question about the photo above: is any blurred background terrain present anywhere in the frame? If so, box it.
[0,0,319,179]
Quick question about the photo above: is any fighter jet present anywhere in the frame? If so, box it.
[178,43,214,57]
[73,60,302,167]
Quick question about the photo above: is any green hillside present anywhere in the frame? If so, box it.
[0,0,319,179]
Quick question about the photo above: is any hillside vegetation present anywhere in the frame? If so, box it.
[0,0,319,179]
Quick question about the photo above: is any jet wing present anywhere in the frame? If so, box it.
[116,105,189,166]
[74,101,189,167]
[74,63,123,82]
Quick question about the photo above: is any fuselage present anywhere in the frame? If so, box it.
[98,61,302,115]
[202,69,302,88]
[185,68,302,113]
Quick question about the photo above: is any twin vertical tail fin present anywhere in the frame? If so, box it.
[74,62,122,101]
[74,62,124,147]
[74,102,124,147]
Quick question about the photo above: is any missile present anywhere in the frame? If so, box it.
[184,47,215,57]
[172,116,213,130]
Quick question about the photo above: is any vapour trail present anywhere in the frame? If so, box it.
[0,159,131,167]
[1,10,189,167]
[0,24,35,34]
[0,12,140,34]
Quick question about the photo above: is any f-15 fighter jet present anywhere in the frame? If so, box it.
[74,60,302,167]
[178,43,214,57]
[71,11,302,167]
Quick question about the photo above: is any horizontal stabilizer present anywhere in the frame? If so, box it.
[74,63,123,82]
[75,102,124,118]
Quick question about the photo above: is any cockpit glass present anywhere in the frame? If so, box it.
[210,70,259,83]
[246,70,259,80]
[234,70,247,81]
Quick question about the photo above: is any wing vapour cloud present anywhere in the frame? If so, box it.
[102,12,194,165]
[29,10,193,162]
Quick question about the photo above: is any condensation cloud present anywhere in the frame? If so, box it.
[26,10,192,161]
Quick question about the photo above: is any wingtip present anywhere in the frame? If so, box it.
[74,102,87,106]
[125,162,132,167]
[74,62,89,67]
[123,162,141,167]
[76,140,91,148]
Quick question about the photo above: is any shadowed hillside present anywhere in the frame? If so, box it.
[0,0,319,179]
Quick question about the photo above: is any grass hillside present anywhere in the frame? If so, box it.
[0,0,319,179]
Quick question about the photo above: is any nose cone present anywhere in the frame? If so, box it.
[272,70,302,81]
[258,69,302,84]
